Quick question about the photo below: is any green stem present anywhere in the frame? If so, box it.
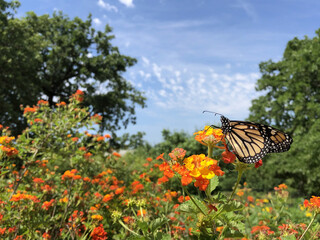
[228,168,244,203]
[183,186,207,216]
[299,212,318,240]
[208,145,213,158]
[118,220,142,236]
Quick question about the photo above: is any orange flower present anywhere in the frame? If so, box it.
[131,180,144,194]
[194,126,223,146]
[102,194,113,203]
[157,176,169,185]
[237,191,244,197]
[123,216,134,224]
[104,134,111,138]
[304,196,320,213]
[23,106,38,114]
[274,183,288,191]
[194,176,209,191]
[71,90,84,102]
[112,152,121,157]
[247,196,254,202]
[42,199,55,210]
[71,137,79,142]
[37,100,49,105]
[163,169,174,178]
[42,232,51,240]
[91,215,104,221]
[251,225,274,235]
[33,178,45,184]
[137,209,146,216]
[91,114,103,123]
[216,226,224,232]
[34,118,43,123]
[96,136,105,142]
[181,174,193,186]
[0,145,19,157]
[90,224,108,240]
[146,157,152,162]
[56,101,66,107]
[84,152,92,159]
[156,153,164,160]
[61,169,81,181]
[0,228,6,235]
[115,186,125,195]
[10,193,40,203]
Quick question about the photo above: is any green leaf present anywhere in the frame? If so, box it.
[190,196,208,215]
[137,221,149,233]
[150,217,169,232]
[178,201,199,214]
[206,175,219,195]
[127,235,146,240]
[280,235,297,240]
[223,201,244,212]
[154,232,171,240]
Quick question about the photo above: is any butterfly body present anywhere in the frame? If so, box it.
[220,115,293,164]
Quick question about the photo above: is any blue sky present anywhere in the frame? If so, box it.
[18,0,320,144]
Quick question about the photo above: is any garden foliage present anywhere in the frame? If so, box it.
[0,91,320,239]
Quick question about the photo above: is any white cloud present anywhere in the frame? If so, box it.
[233,0,257,21]
[97,0,118,12]
[131,59,261,119]
[141,56,150,66]
[118,0,134,7]
[93,18,102,26]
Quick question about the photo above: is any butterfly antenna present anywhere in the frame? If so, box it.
[202,110,223,117]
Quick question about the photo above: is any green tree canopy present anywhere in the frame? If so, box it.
[249,29,320,136]
[0,1,146,135]
[247,29,320,196]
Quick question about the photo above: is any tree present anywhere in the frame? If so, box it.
[249,29,320,136]
[0,3,146,135]
[247,29,320,196]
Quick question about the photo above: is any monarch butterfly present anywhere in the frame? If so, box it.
[205,112,293,164]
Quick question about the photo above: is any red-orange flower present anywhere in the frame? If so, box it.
[222,150,236,164]
[274,183,288,191]
[91,114,103,123]
[102,193,113,203]
[42,199,55,210]
[304,196,320,212]
[104,134,111,138]
[251,225,273,235]
[33,178,45,184]
[23,106,38,114]
[42,232,51,240]
[255,159,263,168]
[112,152,121,157]
[56,101,67,107]
[37,100,49,105]
[156,153,164,160]
[90,224,108,240]
[71,90,85,102]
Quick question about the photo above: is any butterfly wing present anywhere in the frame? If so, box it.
[224,121,269,163]
[221,116,293,164]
